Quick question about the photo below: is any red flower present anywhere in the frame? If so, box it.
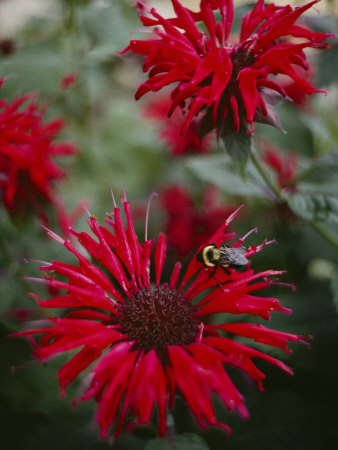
[262,145,298,191]
[14,191,308,438]
[161,185,235,256]
[122,0,333,135]
[144,96,213,155]
[60,72,78,89]
[278,63,315,108]
[0,82,76,220]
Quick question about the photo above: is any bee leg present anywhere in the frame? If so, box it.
[207,266,217,280]
[221,265,232,277]
[207,267,227,292]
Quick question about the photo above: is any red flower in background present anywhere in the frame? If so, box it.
[262,145,298,191]
[161,185,235,256]
[14,191,308,437]
[60,72,78,90]
[0,80,76,221]
[144,96,213,155]
[122,0,332,135]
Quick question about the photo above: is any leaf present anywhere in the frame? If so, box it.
[302,14,338,35]
[220,124,251,178]
[301,15,338,88]
[145,433,209,450]
[254,89,286,132]
[286,192,338,224]
[297,150,338,187]
[185,155,269,199]
[0,38,75,97]
[78,2,138,62]
[317,42,338,88]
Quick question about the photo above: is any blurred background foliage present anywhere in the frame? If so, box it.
[0,0,337,449]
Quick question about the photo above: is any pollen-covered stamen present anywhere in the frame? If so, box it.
[118,284,199,356]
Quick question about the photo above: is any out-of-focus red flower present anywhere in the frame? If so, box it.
[122,0,333,135]
[161,185,235,256]
[14,191,308,438]
[144,96,213,155]
[262,146,298,191]
[60,72,78,89]
[0,81,77,221]
[0,307,43,323]
[55,198,85,240]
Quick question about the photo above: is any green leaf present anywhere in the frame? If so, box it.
[302,14,338,35]
[78,2,138,62]
[185,155,269,199]
[317,42,338,87]
[221,125,251,178]
[286,192,338,223]
[296,150,338,195]
[0,38,75,97]
[145,433,209,450]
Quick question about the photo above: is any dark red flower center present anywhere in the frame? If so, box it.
[118,284,199,357]
[230,48,256,77]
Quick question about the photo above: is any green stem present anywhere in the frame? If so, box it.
[166,413,176,450]
[310,221,338,250]
[65,1,77,32]
[250,148,282,200]
[250,148,338,251]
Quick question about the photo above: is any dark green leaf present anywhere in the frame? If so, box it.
[317,41,338,88]
[145,433,209,450]
[297,149,338,186]
[221,126,251,178]
[185,155,269,198]
[286,192,338,223]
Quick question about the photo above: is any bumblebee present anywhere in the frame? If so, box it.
[197,243,248,275]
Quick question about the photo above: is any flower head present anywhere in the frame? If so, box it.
[122,0,333,135]
[0,82,76,220]
[161,184,235,257]
[144,96,213,155]
[14,191,308,437]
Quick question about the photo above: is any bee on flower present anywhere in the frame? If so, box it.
[13,190,309,438]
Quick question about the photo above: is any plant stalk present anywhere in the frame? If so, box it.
[250,148,338,250]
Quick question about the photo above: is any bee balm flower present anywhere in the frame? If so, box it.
[122,0,333,136]
[0,81,76,221]
[14,191,308,438]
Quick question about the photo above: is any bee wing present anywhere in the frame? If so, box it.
[219,246,248,266]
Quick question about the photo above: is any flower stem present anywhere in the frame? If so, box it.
[250,148,338,251]
[250,148,282,200]
[166,413,176,450]
[310,221,338,250]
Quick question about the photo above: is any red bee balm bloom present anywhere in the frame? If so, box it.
[122,0,333,135]
[0,82,76,220]
[161,185,235,256]
[262,145,298,191]
[14,193,308,437]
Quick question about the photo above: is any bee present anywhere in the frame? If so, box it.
[197,243,248,276]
